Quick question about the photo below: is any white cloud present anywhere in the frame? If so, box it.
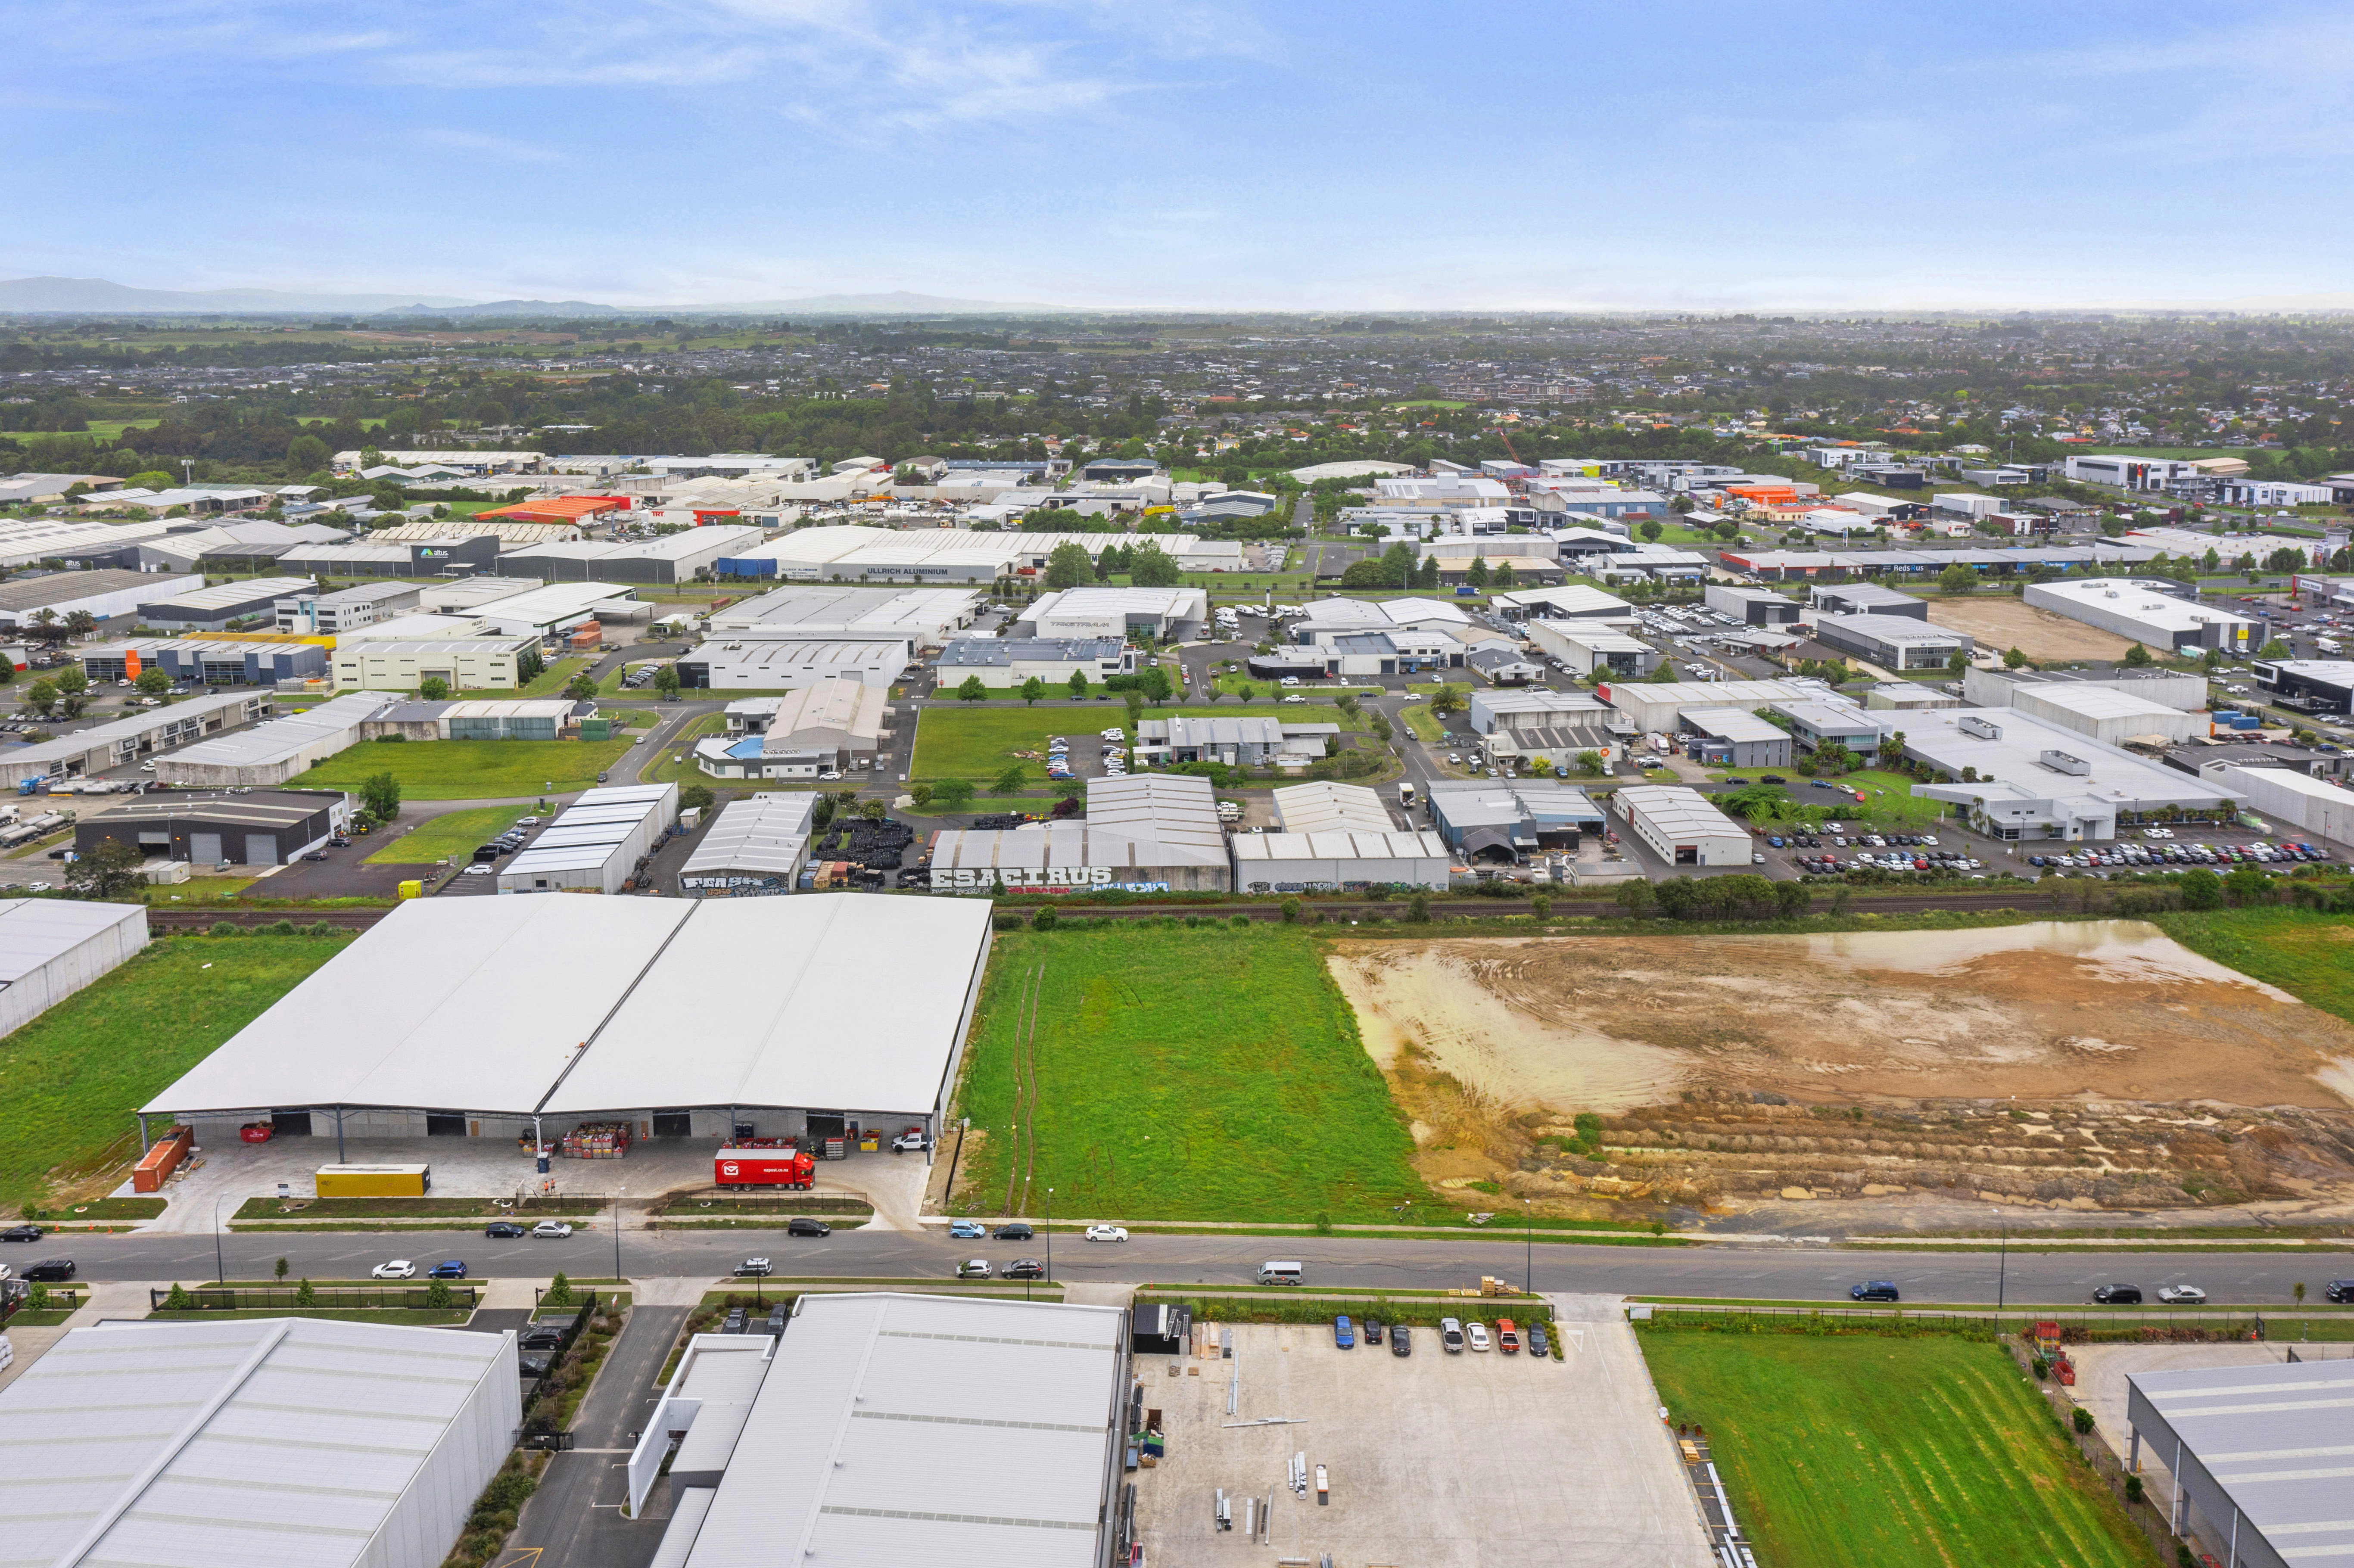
[417,128,564,164]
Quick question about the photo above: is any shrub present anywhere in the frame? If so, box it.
[2071,1406,2095,1434]
[296,1278,316,1305]
[208,921,240,936]
[544,1272,573,1307]
[1228,914,1249,928]
[1529,894,1551,919]
[992,913,1022,930]
[425,1277,454,1309]
[262,919,298,935]
[1030,906,1058,931]
[1280,896,1301,922]
[2125,1475,2144,1504]
[1406,890,1431,922]
[164,1281,193,1310]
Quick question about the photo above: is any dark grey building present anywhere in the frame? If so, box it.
[1810,613,1972,671]
[75,788,346,866]
[1809,583,1929,619]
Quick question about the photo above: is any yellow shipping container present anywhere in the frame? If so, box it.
[315,1164,430,1198]
[398,880,423,899]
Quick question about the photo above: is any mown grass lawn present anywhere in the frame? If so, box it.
[365,805,531,865]
[2153,907,2354,1026]
[912,702,1364,787]
[952,927,1428,1223]
[0,936,350,1210]
[1642,1333,2156,1568]
[288,737,634,799]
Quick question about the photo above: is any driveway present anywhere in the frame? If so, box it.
[508,1303,692,1568]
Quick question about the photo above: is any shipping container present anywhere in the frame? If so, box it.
[132,1124,193,1193]
[315,1163,431,1198]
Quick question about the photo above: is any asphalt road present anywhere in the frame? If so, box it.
[16,1228,2338,1306]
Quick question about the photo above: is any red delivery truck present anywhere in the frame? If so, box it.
[715,1145,815,1189]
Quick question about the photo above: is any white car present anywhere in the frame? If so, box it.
[371,1260,417,1279]
[1466,1321,1493,1352]
[2157,1284,2208,1305]
[1084,1224,1130,1243]
[1100,728,1125,740]
[530,1221,573,1239]
[461,863,494,876]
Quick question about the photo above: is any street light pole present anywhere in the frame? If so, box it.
[1044,1188,1053,1289]
[1524,1198,1533,1297]
[613,1186,624,1285]
[213,1193,227,1288]
[1995,1207,2008,1315]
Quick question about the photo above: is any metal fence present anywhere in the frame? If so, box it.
[149,1284,480,1311]
[1635,1303,2336,1341]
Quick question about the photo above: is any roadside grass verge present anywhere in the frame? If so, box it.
[146,1307,472,1325]
[365,805,530,865]
[2151,907,2354,1026]
[288,736,635,798]
[639,714,729,784]
[950,926,1428,1223]
[0,935,349,1211]
[1640,1334,2157,1568]
[520,658,589,697]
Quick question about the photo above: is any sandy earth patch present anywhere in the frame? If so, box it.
[1923,596,2141,660]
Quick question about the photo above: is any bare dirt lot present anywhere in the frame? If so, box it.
[1330,924,2354,1216]
[1923,595,2141,660]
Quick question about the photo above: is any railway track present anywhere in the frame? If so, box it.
[146,907,393,934]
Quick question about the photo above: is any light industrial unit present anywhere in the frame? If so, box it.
[0,568,199,630]
[701,585,983,645]
[81,637,330,688]
[1679,706,1792,768]
[331,636,540,691]
[151,691,389,788]
[629,1294,1128,1568]
[1016,585,1209,641]
[1614,784,1750,866]
[1230,781,1451,892]
[2023,577,2258,654]
[1703,583,1803,627]
[9,689,274,782]
[1597,677,1828,734]
[1900,707,2244,840]
[675,634,916,691]
[0,1317,518,1568]
[501,525,766,584]
[2213,765,2354,844]
[143,891,996,1154]
[1808,612,1972,671]
[75,788,349,867]
[2252,658,2354,715]
[1424,779,1606,862]
[692,682,887,780]
[678,791,817,896]
[1807,582,1928,619]
[137,576,316,631]
[925,774,1233,893]
[2125,1359,2353,1568]
[497,781,677,893]
[0,899,148,1038]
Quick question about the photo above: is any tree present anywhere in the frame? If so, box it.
[1467,555,1491,588]
[1020,676,1046,706]
[517,647,545,686]
[1773,880,1812,919]
[1574,750,1605,776]
[22,678,55,718]
[1043,540,1094,591]
[565,672,598,702]
[52,666,89,718]
[274,1256,290,1281]
[1637,520,1664,543]
[1526,754,1555,778]
[1127,541,1180,587]
[286,433,330,473]
[1405,890,1431,922]
[2223,864,2270,906]
[1427,684,1466,719]
[1946,647,1969,675]
[679,782,715,812]
[956,674,988,703]
[2257,639,2291,660]
[1938,564,1979,594]
[934,778,976,811]
[360,771,402,823]
[67,839,147,900]
[62,610,96,639]
[1067,670,1087,699]
[993,764,1028,796]
[1124,691,1145,728]
[417,675,450,700]
[2121,642,2152,667]
[1493,560,1516,589]
[1380,540,1418,588]
[2003,646,2027,669]
[1139,663,1174,703]
[544,1272,574,1308]
[653,663,680,698]
[2179,867,2223,909]
[1613,878,1657,918]
[134,669,170,698]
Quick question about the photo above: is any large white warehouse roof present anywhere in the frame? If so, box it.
[145,894,994,1120]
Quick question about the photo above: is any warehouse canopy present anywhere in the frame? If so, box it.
[145,894,994,1120]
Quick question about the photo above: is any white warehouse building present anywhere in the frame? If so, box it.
[1614,784,1750,866]
[2214,765,2354,845]
[1229,781,1452,893]
[0,899,149,1039]
[498,782,676,894]
[2022,578,2257,656]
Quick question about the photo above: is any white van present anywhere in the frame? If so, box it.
[1256,1260,1304,1286]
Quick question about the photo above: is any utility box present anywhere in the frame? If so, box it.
[315,1163,430,1198]
[398,880,423,899]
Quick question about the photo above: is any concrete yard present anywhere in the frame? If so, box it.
[1130,1296,1713,1568]
[2067,1340,2303,1524]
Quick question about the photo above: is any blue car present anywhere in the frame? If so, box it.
[949,1220,986,1239]
[429,1260,468,1279]
[1333,1314,1355,1349]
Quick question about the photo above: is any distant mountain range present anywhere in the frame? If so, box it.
[0,275,1075,317]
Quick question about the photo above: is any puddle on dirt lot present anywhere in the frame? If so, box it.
[1330,921,2354,1114]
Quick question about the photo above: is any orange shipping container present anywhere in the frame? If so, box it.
[132,1124,193,1193]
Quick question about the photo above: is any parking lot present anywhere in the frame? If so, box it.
[1131,1304,1713,1568]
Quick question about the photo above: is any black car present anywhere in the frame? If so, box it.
[0,1224,41,1242]
[485,1222,526,1238]
[2093,1284,2143,1305]
[2326,1279,2354,1304]
[787,1217,831,1238]
[519,1328,565,1353]
[1363,1317,1385,1346]
[764,1304,788,1336]
[1004,1257,1045,1279]
[721,1307,748,1334]
[1389,1325,1411,1357]
[518,1352,554,1378]
[995,1223,1034,1240]
[1850,1281,1900,1302]
[23,1259,75,1282]
[1526,1321,1549,1358]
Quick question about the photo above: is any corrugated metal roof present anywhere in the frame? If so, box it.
[0,1318,513,1568]
[1271,781,1393,834]
[684,1295,1120,1568]
[681,794,816,880]
[0,900,143,983]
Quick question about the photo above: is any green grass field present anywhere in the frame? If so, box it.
[2153,908,2354,1026]
[365,805,531,865]
[0,936,349,1210]
[641,715,728,783]
[520,657,589,697]
[953,927,1428,1222]
[288,737,634,799]
[1642,1335,2155,1568]
[911,702,1363,787]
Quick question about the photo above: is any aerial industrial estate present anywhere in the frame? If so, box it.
[12,0,2354,1551]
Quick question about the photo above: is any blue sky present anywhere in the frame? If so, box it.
[9,0,2354,310]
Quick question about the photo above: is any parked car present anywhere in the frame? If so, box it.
[995,1223,1034,1240]
[1466,1321,1493,1352]
[2326,1279,2354,1304]
[428,1260,468,1279]
[1004,1257,1045,1279]
[1362,1317,1384,1346]
[1389,1324,1412,1357]
[462,863,494,877]
[371,1260,417,1279]
[949,1220,986,1239]
[1084,1224,1129,1243]
[484,1222,525,1238]
[530,1221,573,1239]
[2156,1285,2208,1305]
[735,1257,773,1276]
[955,1259,993,1279]
[1439,1316,1465,1353]
[518,1352,554,1378]
[23,1259,74,1282]
[786,1218,831,1238]
[1495,1318,1521,1354]
[1526,1321,1550,1358]
[518,1325,565,1350]
[1850,1281,1901,1302]
[891,1132,930,1153]
[1333,1314,1356,1349]
[2092,1284,2143,1304]
[302,851,327,862]
[721,1307,747,1335]
[0,1225,42,1242]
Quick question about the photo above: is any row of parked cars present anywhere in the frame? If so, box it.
[1845,1281,2354,1305]
[2029,840,2329,871]
[1330,1313,1551,1358]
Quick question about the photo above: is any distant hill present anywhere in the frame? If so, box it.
[719,290,1075,315]
[0,276,478,313]
[376,299,623,317]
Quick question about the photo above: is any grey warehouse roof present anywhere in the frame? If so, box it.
[0,899,145,983]
[0,1316,516,1568]
[937,636,1123,667]
[2126,1359,2354,1568]
[145,893,995,1119]
[680,792,816,880]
